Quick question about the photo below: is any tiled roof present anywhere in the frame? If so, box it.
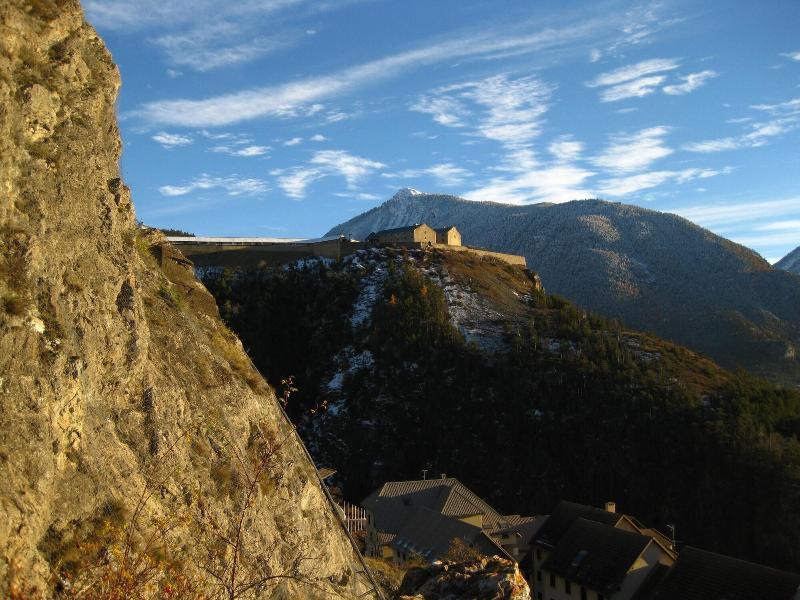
[542,518,652,593]
[390,506,508,561]
[533,501,622,548]
[368,224,426,236]
[434,226,458,233]
[362,478,507,531]
[644,546,800,600]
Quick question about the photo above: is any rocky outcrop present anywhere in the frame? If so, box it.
[0,1,375,597]
[396,558,531,600]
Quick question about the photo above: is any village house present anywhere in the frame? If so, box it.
[435,226,462,246]
[366,223,438,246]
[528,501,677,600]
[361,477,540,566]
[631,546,800,600]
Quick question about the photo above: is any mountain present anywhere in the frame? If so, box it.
[776,246,800,275]
[202,247,800,572]
[0,2,374,597]
[327,189,800,386]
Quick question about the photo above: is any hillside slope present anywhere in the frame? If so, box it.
[326,189,800,386]
[204,248,800,572]
[777,245,800,275]
[0,2,374,597]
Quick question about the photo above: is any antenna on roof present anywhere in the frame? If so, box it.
[667,524,676,550]
[421,469,428,480]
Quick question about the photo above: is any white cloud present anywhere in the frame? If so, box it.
[751,98,800,116]
[465,165,595,205]
[284,137,304,146]
[135,18,613,127]
[587,58,679,88]
[310,150,386,187]
[410,96,469,127]
[210,144,270,157]
[663,70,718,95]
[271,167,323,198]
[382,163,471,187]
[781,51,800,61]
[310,134,327,142]
[597,168,723,197]
[684,117,798,152]
[152,132,193,148]
[548,136,583,162]
[159,174,268,197]
[600,75,666,102]
[589,48,602,63]
[756,219,800,231]
[592,126,672,173]
[671,197,800,227]
[418,74,553,148]
[152,22,298,71]
[272,149,386,198]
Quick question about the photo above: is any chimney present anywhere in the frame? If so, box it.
[440,473,447,479]
[605,501,616,513]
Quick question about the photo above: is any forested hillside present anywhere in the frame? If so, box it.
[203,248,800,573]
[327,190,800,386]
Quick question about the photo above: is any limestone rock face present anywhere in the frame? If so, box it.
[0,1,375,598]
[397,557,531,600]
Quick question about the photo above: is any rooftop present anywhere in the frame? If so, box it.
[533,500,622,548]
[542,518,653,593]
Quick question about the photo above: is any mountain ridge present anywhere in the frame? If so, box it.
[326,190,800,386]
[776,245,800,275]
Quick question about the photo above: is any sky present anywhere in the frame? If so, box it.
[85,0,799,263]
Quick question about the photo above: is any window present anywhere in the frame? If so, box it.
[549,573,556,588]
[565,580,571,594]
[537,570,542,582]
[580,586,587,600]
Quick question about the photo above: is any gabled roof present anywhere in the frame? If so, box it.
[645,546,800,600]
[533,501,622,548]
[367,223,429,236]
[434,226,459,233]
[362,477,507,531]
[542,518,652,593]
[390,506,508,561]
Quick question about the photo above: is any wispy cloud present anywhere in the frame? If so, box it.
[152,132,193,148]
[663,70,717,95]
[284,137,304,146]
[210,144,270,157]
[597,167,724,197]
[781,51,800,61]
[382,163,471,187]
[159,174,268,197]
[151,22,299,71]
[587,58,679,102]
[671,197,800,227]
[465,164,595,205]
[410,96,469,127]
[135,18,612,127]
[684,117,798,152]
[272,149,386,198]
[271,167,323,199]
[548,135,584,162]
[309,134,327,142]
[592,126,672,173]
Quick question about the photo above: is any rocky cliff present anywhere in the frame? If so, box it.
[0,1,376,597]
[396,558,530,600]
[327,189,800,386]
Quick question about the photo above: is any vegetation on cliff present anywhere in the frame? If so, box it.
[205,250,800,573]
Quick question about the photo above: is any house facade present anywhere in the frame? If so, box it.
[366,223,437,246]
[435,226,462,246]
[362,477,539,566]
[529,501,676,600]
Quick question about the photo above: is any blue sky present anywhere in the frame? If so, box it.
[85,0,799,262]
